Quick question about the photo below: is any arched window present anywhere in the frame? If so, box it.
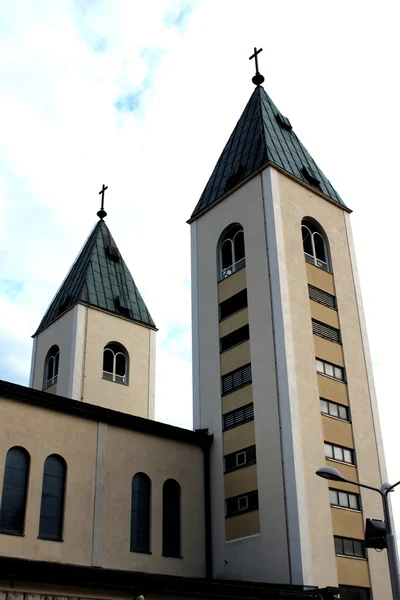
[219,224,245,279]
[38,454,66,541]
[0,446,30,535]
[301,219,330,271]
[130,472,151,553]
[162,478,181,558]
[103,342,129,385]
[44,345,60,389]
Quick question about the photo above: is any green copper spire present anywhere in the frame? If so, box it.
[34,220,155,335]
[190,85,347,220]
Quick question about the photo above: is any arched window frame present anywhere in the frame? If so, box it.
[38,454,66,541]
[102,342,129,385]
[301,219,330,272]
[130,472,151,553]
[43,345,60,389]
[162,478,181,558]
[218,224,245,280]
[0,446,30,535]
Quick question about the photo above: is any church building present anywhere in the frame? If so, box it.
[0,55,392,600]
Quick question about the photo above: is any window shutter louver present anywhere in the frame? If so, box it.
[312,319,340,343]
[308,284,336,309]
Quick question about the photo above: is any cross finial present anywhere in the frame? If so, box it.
[249,47,265,86]
[97,184,108,219]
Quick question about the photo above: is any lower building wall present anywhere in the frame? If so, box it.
[336,557,370,587]
[0,586,131,600]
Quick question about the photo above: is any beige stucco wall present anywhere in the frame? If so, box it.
[222,385,253,414]
[0,393,206,578]
[220,340,251,376]
[225,510,260,542]
[322,416,354,448]
[102,426,206,577]
[223,421,255,455]
[331,507,364,538]
[0,396,97,565]
[82,306,154,417]
[32,305,80,397]
[276,169,390,594]
[310,301,339,329]
[224,465,258,498]
[313,336,344,367]
[219,308,249,338]
[336,557,370,587]
[318,375,348,405]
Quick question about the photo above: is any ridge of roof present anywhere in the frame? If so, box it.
[190,86,347,220]
[34,220,155,336]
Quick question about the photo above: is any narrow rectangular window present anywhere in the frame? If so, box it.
[220,325,250,353]
[219,289,248,321]
[334,536,366,558]
[221,364,252,395]
[224,445,257,474]
[316,359,345,382]
[330,488,360,511]
[225,490,259,518]
[325,442,355,465]
[308,284,337,310]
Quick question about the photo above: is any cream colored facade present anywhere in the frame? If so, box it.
[190,164,391,596]
[0,392,206,578]
[31,303,156,419]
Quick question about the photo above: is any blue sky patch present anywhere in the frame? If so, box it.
[0,279,24,300]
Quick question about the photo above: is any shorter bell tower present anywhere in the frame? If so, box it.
[29,189,156,419]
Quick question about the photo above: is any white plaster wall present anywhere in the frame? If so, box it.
[192,175,290,583]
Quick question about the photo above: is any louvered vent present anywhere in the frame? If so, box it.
[312,319,340,343]
[308,285,336,309]
[223,403,254,431]
[222,363,252,395]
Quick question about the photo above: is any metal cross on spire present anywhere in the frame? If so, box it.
[97,184,108,220]
[249,47,265,86]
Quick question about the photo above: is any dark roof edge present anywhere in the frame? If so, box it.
[0,380,211,449]
[33,301,158,338]
[0,555,339,600]
[187,164,352,224]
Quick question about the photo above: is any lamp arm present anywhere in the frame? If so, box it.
[383,480,400,495]
[339,476,382,496]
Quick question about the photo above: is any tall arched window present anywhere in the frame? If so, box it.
[162,478,181,558]
[301,219,330,271]
[38,454,66,541]
[219,224,245,279]
[44,345,60,389]
[103,342,129,385]
[130,472,151,553]
[0,446,30,535]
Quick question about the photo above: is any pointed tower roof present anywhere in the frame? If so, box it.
[190,85,347,220]
[34,220,156,336]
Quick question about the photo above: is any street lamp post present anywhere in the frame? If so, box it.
[316,466,400,600]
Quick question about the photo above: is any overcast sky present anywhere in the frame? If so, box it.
[1,0,400,543]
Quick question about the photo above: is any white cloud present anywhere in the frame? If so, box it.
[1,0,400,546]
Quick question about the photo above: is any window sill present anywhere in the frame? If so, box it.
[130,549,152,555]
[317,372,346,384]
[331,505,361,514]
[219,307,247,324]
[321,413,351,424]
[326,457,356,468]
[102,376,129,386]
[162,554,183,559]
[220,339,250,355]
[225,506,259,519]
[335,553,367,561]
[225,460,257,474]
[37,535,63,542]
[0,530,25,537]
[218,264,245,283]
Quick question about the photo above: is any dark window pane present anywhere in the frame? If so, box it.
[334,537,343,555]
[131,473,151,553]
[39,455,66,540]
[302,226,313,255]
[103,348,114,372]
[343,538,354,555]
[313,232,327,262]
[54,352,59,377]
[220,325,250,353]
[163,479,181,557]
[353,540,365,557]
[234,230,245,262]
[219,289,248,321]
[221,240,233,269]
[0,447,29,534]
[115,353,126,376]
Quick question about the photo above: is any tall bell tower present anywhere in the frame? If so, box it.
[189,51,391,597]
[30,189,156,419]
